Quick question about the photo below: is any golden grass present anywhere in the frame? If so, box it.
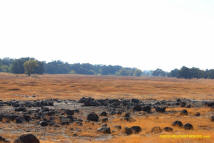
[0,73,214,100]
[0,73,214,143]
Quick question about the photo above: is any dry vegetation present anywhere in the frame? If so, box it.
[1,73,214,101]
[0,73,214,143]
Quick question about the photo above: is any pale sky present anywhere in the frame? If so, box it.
[0,0,214,71]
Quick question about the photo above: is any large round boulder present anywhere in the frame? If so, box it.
[87,112,99,122]
[14,134,40,143]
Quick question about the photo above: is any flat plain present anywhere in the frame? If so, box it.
[0,73,214,143]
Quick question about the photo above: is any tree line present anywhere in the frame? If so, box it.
[1,57,214,79]
[152,67,214,79]
[0,57,142,76]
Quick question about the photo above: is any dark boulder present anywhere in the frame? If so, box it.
[80,97,99,106]
[87,112,99,122]
[164,127,173,132]
[180,102,186,107]
[65,109,74,115]
[131,126,142,134]
[41,100,54,106]
[15,117,25,124]
[133,105,142,112]
[195,112,200,117]
[125,127,133,135]
[15,107,26,112]
[180,109,188,115]
[211,116,214,121]
[131,99,140,104]
[184,123,193,130]
[124,113,131,121]
[100,112,107,116]
[205,102,214,107]
[142,106,151,113]
[172,120,183,127]
[14,134,40,143]
[155,106,166,113]
[4,114,18,121]
[40,121,48,127]
[66,115,73,121]
[0,136,9,143]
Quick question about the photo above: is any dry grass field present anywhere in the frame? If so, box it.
[1,73,214,101]
[0,73,214,143]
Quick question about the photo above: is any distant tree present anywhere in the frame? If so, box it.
[33,61,44,74]
[133,69,142,76]
[152,68,167,77]
[168,69,179,77]
[100,65,122,75]
[205,69,214,79]
[190,67,204,78]
[11,58,31,74]
[24,60,38,76]
[178,66,192,79]
[116,68,132,76]
[44,61,71,74]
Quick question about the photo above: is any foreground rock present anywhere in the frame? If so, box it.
[172,120,183,127]
[87,112,99,122]
[155,106,166,113]
[211,116,214,122]
[97,125,111,134]
[14,134,39,143]
[0,136,9,143]
[164,127,173,132]
[125,126,142,135]
[184,123,193,130]
[131,126,142,133]
[151,126,162,134]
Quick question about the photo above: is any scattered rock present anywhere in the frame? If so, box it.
[0,136,9,143]
[14,134,40,143]
[87,112,99,122]
[131,126,142,134]
[100,112,107,116]
[125,127,133,135]
[184,123,193,130]
[151,126,162,134]
[180,109,188,115]
[97,125,111,134]
[40,121,48,127]
[172,120,183,127]
[60,117,70,125]
[124,113,131,121]
[164,127,173,132]
[15,107,26,112]
[211,116,214,122]
[102,118,108,122]
[65,109,74,115]
[133,105,142,112]
[142,106,151,113]
[15,117,25,124]
[195,112,200,117]
[155,106,166,113]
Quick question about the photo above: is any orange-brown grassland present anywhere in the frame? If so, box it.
[0,73,214,143]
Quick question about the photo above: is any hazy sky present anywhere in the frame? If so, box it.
[0,0,214,71]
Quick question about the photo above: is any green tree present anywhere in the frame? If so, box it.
[24,60,38,76]
[11,58,31,74]
[152,68,167,77]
